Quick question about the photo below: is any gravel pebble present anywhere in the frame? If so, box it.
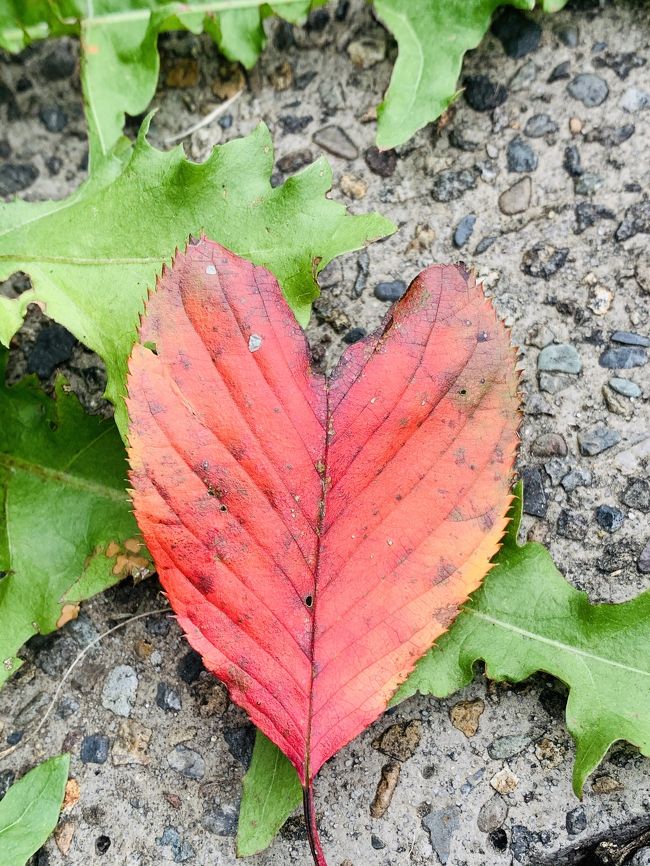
[80,734,110,764]
[477,795,508,833]
[577,425,621,456]
[374,279,406,302]
[156,682,182,712]
[492,8,541,58]
[463,75,508,111]
[538,344,581,374]
[453,214,476,248]
[499,176,531,214]
[522,466,548,517]
[566,805,588,836]
[615,200,650,242]
[595,505,625,532]
[507,136,538,172]
[422,805,461,865]
[609,377,642,398]
[167,745,205,779]
[364,146,396,177]
[557,509,588,540]
[431,168,478,202]
[524,113,559,137]
[101,665,138,718]
[312,125,358,160]
[620,87,650,113]
[599,346,648,369]
[567,73,609,107]
[522,244,569,279]
[621,479,650,512]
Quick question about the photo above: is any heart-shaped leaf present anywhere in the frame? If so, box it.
[127,238,519,863]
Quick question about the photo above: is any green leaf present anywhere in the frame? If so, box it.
[0,121,395,438]
[237,731,303,857]
[539,0,569,10]
[237,487,650,852]
[374,0,535,149]
[0,1,315,164]
[0,754,70,866]
[0,354,143,687]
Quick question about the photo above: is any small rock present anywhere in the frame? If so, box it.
[109,717,151,768]
[594,51,646,79]
[371,834,386,850]
[449,698,484,737]
[167,745,205,779]
[202,804,238,836]
[509,60,538,92]
[638,539,650,574]
[278,115,313,134]
[507,136,537,173]
[531,433,568,458]
[609,377,641,398]
[630,849,650,866]
[340,173,367,199]
[561,467,592,493]
[40,43,76,80]
[557,509,588,541]
[591,775,623,794]
[0,163,39,196]
[599,346,648,369]
[557,24,578,47]
[269,60,293,91]
[477,796,508,833]
[575,172,604,196]
[157,826,195,863]
[548,60,571,82]
[352,249,369,297]
[566,805,587,836]
[0,769,15,800]
[538,344,581,374]
[595,505,624,533]
[276,149,313,173]
[422,805,461,865]
[370,761,401,818]
[511,825,537,862]
[567,73,608,107]
[539,373,571,394]
[498,177,531,215]
[343,327,367,344]
[39,105,68,133]
[474,236,497,254]
[535,737,565,769]
[616,200,650,242]
[621,478,650,512]
[101,665,138,718]
[524,114,558,137]
[615,436,650,475]
[611,330,650,348]
[374,279,406,302]
[620,87,650,113]
[522,244,569,280]
[313,125,358,160]
[224,724,256,766]
[364,146,396,178]
[373,719,422,761]
[463,75,508,111]
[521,466,548,518]
[347,36,386,69]
[80,734,110,764]
[488,734,531,760]
[563,144,583,177]
[453,214,476,248]
[490,767,519,795]
[177,650,204,684]
[585,123,635,147]
[491,8,541,58]
[574,202,616,235]
[431,168,477,202]
[156,682,182,712]
[578,425,621,457]
[603,385,632,419]
[587,282,613,315]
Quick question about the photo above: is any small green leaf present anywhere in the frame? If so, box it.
[237,731,303,857]
[0,754,70,866]
[0,355,142,688]
[373,0,535,149]
[0,121,395,439]
[539,0,569,11]
[237,487,650,852]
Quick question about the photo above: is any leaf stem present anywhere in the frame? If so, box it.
[303,784,328,866]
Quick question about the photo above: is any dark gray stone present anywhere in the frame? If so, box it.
[202,804,238,836]
[80,734,110,764]
[0,769,15,800]
[177,650,204,684]
[598,540,638,573]
[492,8,541,58]
[574,172,604,196]
[556,24,578,47]
[585,123,635,147]
[39,105,68,133]
[167,745,205,779]
[371,834,386,850]
[578,426,621,456]
[223,724,256,767]
[566,805,587,836]
[453,214,476,248]
[561,467,592,493]
[475,236,498,254]
[278,114,313,134]
[563,144,583,177]
[567,73,609,107]
[611,331,650,348]
[157,826,195,863]
[364,146,396,177]
[621,479,650,512]
[595,505,624,532]
[557,509,588,540]
[522,466,548,517]
[276,149,313,173]
[507,136,538,172]
[432,168,478,202]
[463,75,508,111]
[524,114,559,137]
[599,347,648,369]
[156,682,182,712]
[40,43,76,80]
[574,202,616,235]
[511,825,537,863]
[616,200,650,242]
[374,279,406,302]
[638,540,650,574]
[422,805,461,865]
[594,50,646,80]
[548,61,571,82]
[343,326,367,344]
[522,244,568,279]
[0,163,39,196]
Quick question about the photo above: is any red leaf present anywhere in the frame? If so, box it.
[127,238,519,863]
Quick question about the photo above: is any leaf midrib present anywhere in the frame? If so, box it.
[0,451,128,504]
[469,609,650,679]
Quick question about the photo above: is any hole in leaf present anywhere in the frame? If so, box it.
[459,388,467,396]
[143,341,158,355]
[220,504,228,512]
[305,595,313,608]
